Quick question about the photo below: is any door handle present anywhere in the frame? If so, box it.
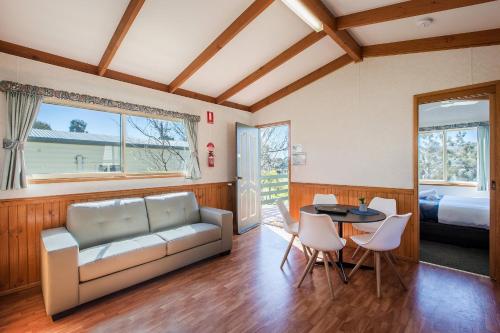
[235,176,243,180]
[492,180,496,191]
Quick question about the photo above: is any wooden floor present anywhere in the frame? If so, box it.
[1,225,499,333]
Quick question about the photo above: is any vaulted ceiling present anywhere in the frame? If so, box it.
[1,0,499,112]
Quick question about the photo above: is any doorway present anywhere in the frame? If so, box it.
[258,121,290,227]
[414,82,499,278]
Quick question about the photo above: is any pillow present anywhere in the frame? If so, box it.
[419,189,438,199]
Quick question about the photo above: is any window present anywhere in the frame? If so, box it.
[25,102,187,179]
[418,128,478,183]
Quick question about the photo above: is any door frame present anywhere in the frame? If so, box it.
[413,81,500,280]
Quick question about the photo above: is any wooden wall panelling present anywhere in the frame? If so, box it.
[289,182,417,261]
[0,182,234,295]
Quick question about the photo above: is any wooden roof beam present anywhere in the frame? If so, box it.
[250,54,352,112]
[336,0,496,30]
[0,40,251,112]
[97,0,145,76]
[216,31,325,104]
[300,0,362,62]
[168,0,274,93]
[363,28,500,57]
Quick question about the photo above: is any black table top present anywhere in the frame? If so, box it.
[300,204,386,223]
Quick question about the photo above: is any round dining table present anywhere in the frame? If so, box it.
[300,204,386,283]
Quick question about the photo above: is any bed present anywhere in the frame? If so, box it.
[419,193,490,249]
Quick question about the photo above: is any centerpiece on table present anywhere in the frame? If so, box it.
[358,197,367,212]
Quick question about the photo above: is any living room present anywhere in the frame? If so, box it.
[1,1,499,332]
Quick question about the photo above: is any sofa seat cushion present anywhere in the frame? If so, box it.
[79,234,166,282]
[156,223,221,255]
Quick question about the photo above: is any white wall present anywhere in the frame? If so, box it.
[0,53,252,199]
[253,45,500,189]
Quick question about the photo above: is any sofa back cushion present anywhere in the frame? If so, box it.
[67,198,149,249]
[145,192,200,232]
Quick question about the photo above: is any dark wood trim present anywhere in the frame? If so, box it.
[0,40,251,112]
[301,0,362,62]
[216,32,326,104]
[168,0,274,93]
[414,81,499,280]
[250,54,352,112]
[363,28,500,58]
[97,0,145,76]
[336,0,495,30]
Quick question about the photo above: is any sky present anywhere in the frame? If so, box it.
[35,103,185,141]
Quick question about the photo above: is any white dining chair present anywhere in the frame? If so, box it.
[351,197,397,259]
[296,211,346,299]
[277,200,310,269]
[312,194,338,205]
[348,213,412,298]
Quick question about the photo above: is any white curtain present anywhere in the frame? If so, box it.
[1,91,43,190]
[182,118,201,180]
[477,125,490,191]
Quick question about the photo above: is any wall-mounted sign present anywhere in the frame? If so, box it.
[207,111,214,124]
[292,144,306,165]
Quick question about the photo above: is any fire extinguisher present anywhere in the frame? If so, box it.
[207,142,215,167]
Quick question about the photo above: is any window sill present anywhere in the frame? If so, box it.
[419,180,478,188]
[28,173,185,184]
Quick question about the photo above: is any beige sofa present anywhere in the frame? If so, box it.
[40,191,233,316]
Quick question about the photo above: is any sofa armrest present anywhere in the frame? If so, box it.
[41,227,79,315]
[200,207,233,252]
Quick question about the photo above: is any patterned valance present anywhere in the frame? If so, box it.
[419,121,489,132]
[0,81,200,122]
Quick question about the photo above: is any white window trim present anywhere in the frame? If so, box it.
[27,99,188,181]
[418,127,479,184]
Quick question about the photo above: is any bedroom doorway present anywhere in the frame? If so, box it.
[415,83,498,277]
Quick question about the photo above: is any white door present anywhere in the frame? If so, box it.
[236,123,260,234]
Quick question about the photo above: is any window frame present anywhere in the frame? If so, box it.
[27,98,187,183]
[418,126,479,186]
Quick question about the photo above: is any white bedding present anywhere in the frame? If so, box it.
[438,195,490,230]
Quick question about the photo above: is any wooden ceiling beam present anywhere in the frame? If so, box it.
[300,0,362,62]
[97,0,145,76]
[336,0,496,30]
[168,0,274,93]
[363,28,500,57]
[0,40,251,112]
[216,31,325,104]
[250,54,352,112]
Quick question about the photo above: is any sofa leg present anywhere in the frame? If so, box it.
[221,250,231,256]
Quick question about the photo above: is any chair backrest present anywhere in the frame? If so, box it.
[277,200,295,233]
[298,211,345,252]
[368,197,397,216]
[365,213,412,251]
[313,194,338,205]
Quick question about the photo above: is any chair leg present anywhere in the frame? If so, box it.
[280,235,296,269]
[296,250,318,288]
[348,249,371,279]
[388,251,398,264]
[383,252,407,291]
[375,252,381,298]
[351,245,361,259]
[301,243,310,262]
[322,251,334,299]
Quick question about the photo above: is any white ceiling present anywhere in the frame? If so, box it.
[0,0,130,64]
[182,1,311,97]
[231,37,344,105]
[0,0,499,107]
[419,100,490,127]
